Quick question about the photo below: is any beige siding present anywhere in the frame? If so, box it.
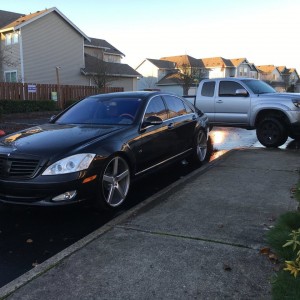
[111,77,138,91]
[85,47,104,59]
[22,12,85,84]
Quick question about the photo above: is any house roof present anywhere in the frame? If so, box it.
[248,63,258,72]
[201,57,234,68]
[0,7,90,41]
[85,38,125,57]
[277,66,287,73]
[0,10,23,28]
[256,65,278,74]
[146,58,176,69]
[288,68,298,75]
[230,58,248,67]
[156,72,182,86]
[160,55,204,68]
[82,54,141,78]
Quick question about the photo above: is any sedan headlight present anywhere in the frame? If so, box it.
[42,153,96,175]
[292,99,300,108]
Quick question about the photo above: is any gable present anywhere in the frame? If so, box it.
[0,7,90,41]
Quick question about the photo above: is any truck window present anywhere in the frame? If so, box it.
[219,81,244,97]
[201,81,215,97]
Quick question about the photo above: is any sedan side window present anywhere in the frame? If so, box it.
[163,95,187,119]
[219,81,244,97]
[144,96,168,121]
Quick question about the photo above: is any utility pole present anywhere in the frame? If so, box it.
[55,66,62,109]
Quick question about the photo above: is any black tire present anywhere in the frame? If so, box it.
[95,155,130,211]
[189,130,211,165]
[256,117,288,148]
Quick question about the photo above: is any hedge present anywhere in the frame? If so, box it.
[0,100,59,115]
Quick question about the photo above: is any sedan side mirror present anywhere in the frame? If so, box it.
[142,116,163,128]
[49,115,56,122]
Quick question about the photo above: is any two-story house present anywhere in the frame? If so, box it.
[0,7,140,91]
[136,58,179,93]
[230,58,259,79]
[136,55,207,95]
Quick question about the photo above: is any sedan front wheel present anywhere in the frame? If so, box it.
[96,155,130,211]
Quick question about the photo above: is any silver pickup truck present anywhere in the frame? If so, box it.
[187,78,300,148]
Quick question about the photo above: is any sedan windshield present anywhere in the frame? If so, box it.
[241,79,276,94]
[55,96,142,125]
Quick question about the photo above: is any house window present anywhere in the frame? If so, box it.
[4,71,17,82]
[5,32,19,45]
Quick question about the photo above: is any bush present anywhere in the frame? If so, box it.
[0,100,58,114]
[267,178,300,299]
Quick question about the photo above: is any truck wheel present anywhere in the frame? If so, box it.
[256,117,288,148]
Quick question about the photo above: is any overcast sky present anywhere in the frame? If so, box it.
[2,0,300,71]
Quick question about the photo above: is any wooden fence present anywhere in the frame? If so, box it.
[0,82,124,102]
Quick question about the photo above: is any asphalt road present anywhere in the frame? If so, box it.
[0,127,298,288]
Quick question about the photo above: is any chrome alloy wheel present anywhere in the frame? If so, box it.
[196,130,208,162]
[102,156,130,207]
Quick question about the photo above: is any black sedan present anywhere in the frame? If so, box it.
[0,91,209,211]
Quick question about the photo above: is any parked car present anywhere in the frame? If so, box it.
[0,91,210,211]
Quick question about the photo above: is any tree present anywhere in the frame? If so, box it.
[0,45,18,81]
[177,63,203,95]
[91,59,116,89]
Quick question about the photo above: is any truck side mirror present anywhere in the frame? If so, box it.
[235,89,248,96]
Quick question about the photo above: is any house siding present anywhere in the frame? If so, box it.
[136,60,159,90]
[85,47,104,60]
[21,12,86,85]
[111,77,137,91]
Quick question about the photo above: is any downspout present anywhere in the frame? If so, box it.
[18,28,25,100]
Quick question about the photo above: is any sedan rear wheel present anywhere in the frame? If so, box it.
[190,130,209,165]
[97,155,130,211]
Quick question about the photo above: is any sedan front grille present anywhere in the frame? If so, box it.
[0,156,40,179]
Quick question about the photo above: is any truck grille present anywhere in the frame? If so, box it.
[0,156,40,179]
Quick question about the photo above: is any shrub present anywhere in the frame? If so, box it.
[0,100,58,114]
[267,178,300,299]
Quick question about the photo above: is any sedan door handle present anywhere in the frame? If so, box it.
[168,123,174,129]
[216,100,223,103]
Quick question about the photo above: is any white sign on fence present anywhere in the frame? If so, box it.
[28,84,37,93]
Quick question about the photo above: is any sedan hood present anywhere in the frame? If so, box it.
[0,123,125,157]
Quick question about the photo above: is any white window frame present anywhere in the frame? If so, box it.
[5,33,12,46]
[4,70,18,82]
[5,32,19,46]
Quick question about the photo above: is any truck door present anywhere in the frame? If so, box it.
[195,81,216,122]
[214,81,251,125]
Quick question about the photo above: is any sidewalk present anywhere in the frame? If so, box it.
[1,148,299,299]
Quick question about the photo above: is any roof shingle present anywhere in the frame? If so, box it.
[82,54,140,77]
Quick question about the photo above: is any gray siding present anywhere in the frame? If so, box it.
[22,12,85,84]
